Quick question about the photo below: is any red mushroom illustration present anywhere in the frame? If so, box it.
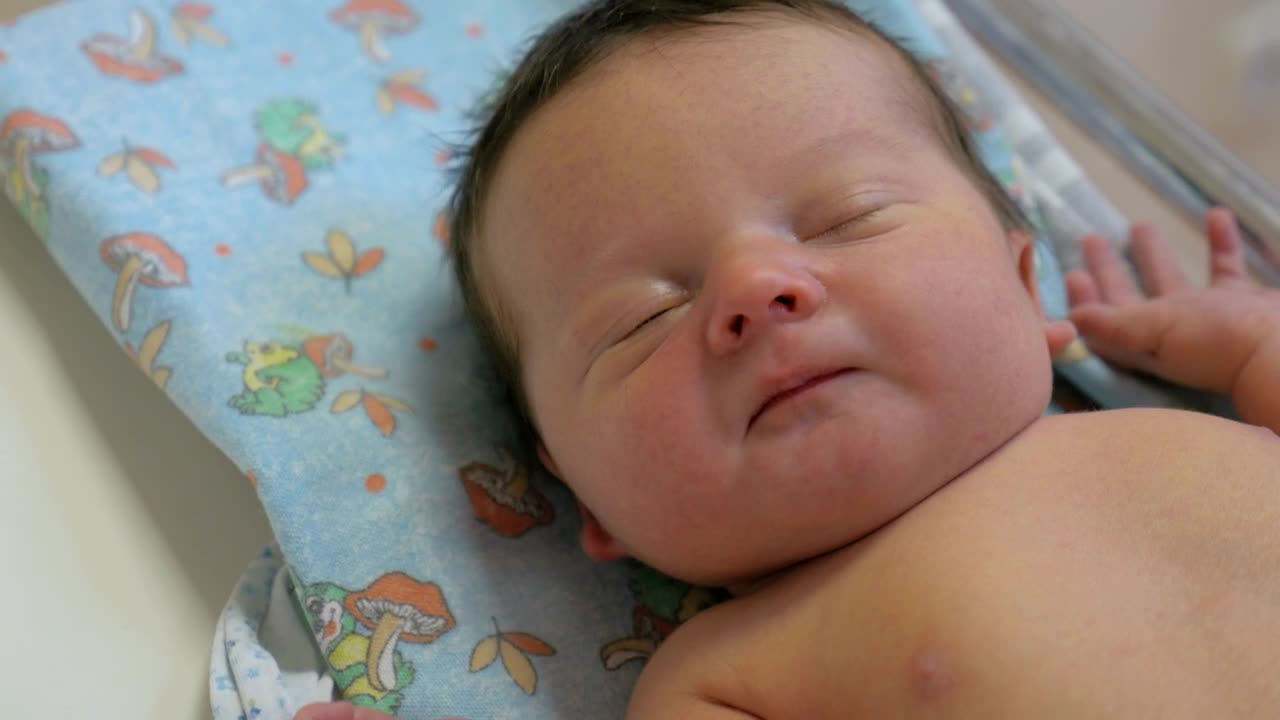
[458,451,555,538]
[330,0,417,63]
[343,573,455,692]
[1,109,79,207]
[303,334,387,380]
[221,143,308,205]
[123,319,175,390]
[81,9,184,83]
[375,68,438,114]
[170,3,228,48]
[100,233,189,333]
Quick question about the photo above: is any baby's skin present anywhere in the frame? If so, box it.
[299,13,1280,720]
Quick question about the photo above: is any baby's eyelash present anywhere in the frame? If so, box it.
[624,307,668,338]
[815,207,885,240]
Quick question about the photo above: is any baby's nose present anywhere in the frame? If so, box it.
[706,250,826,355]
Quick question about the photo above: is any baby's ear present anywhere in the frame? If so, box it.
[538,444,629,562]
[1010,229,1080,358]
[576,500,628,563]
[536,443,561,478]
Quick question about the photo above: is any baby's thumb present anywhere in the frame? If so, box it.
[1068,301,1175,375]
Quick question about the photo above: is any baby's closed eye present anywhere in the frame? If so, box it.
[803,203,901,246]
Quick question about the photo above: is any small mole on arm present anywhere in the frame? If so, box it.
[910,647,953,701]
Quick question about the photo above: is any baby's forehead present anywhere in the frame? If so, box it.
[477,10,938,336]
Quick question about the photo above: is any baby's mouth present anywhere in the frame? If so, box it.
[748,368,859,430]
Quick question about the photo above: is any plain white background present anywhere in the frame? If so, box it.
[0,0,1275,718]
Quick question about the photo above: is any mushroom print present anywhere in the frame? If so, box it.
[458,451,554,538]
[81,9,184,83]
[303,228,385,291]
[304,334,387,380]
[469,619,557,696]
[299,580,420,714]
[98,140,175,194]
[170,3,228,48]
[221,99,345,206]
[330,0,417,63]
[0,109,79,237]
[123,319,175,390]
[375,69,438,115]
[601,564,726,670]
[343,573,455,693]
[100,233,189,333]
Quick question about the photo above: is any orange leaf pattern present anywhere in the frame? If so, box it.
[363,393,396,437]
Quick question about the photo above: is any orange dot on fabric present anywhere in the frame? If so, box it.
[419,337,437,352]
[0,50,8,63]
[466,23,484,38]
[365,473,387,493]
[277,52,293,66]
[434,150,452,167]
[247,470,258,489]
[214,243,232,256]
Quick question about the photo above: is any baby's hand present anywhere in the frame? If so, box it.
[294,701,397,720]
[1066,209,1280,417]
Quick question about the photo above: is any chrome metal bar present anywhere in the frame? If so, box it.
[944,0,1280,285]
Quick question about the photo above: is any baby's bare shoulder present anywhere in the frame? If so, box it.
[1008,407,1280,482]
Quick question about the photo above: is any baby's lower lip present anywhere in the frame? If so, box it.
[750,369,859,429]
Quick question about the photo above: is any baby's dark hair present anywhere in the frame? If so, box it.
[447,0,1031,442]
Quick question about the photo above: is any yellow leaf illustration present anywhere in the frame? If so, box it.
[501,639,538,695]
[191,22,228,48]
[326,229,356,274]
[331,390,362,414]
[98,152,125,177]
[126,154,160,194]
[376,89,395,115]
[469,636,499,672]
[303,251,344,279]
[138,319,171,370]
[151,366,171,390]
[372,394,413,414]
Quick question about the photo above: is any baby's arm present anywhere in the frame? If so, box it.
[1066,208,1280,434]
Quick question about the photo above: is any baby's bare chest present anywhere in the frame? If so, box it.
[694,412,1280,718]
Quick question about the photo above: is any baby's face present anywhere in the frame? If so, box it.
[481,16,1055,584]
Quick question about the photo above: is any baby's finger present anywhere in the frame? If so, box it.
[1128,222,1190,296]
[1207,207,1250,287]
[295,702,395,720]
[1065,269,1101,307]
[1069,300,1175,365]
[1081,233,1141,305]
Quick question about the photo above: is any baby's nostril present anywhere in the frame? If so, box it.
[730,314,745,335]
[773,294,796,310]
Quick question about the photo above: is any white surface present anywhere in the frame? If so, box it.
[0,177,274,716]
[0,2,274,716]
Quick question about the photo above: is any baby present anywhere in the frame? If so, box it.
[300,1,1280,718]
